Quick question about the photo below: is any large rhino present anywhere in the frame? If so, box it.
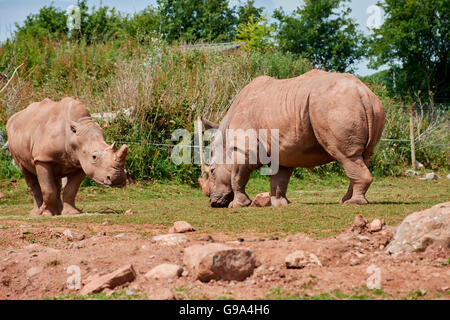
[199,70,385,208]
[6,97,128,216]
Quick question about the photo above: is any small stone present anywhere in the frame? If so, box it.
[285,250,322,269]
[0,192,6,200]
[115,233,128,238]
[68,240,85,249]
[404,169,420,176]
[183,243,256,282]
[124,209,134,215]
[237,238,244,242]
[419,172,439,181]
[269,236,279,241]
[351,214,368,233]
[369,218,385,232]
[251,192,271,207]
[80,264,136,295]
[169,221,195,233]
[152,233,188,246]
[63,229,85,241]
[149,288,175,300]
[26,266,43,278]
[145,263,183,280]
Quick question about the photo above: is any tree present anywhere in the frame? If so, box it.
[236,0,264,26]
[157,0,236,43]
[236,15,274,52]
[369,0,449,104]
[273,0,366,73]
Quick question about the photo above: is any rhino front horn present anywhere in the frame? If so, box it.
[115,144,128,163]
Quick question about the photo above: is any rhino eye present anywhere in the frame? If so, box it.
[92,155,97,161]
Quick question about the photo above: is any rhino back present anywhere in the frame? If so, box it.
[6,98,88,172]
[222,70,382,167]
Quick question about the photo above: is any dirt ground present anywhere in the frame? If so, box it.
[0,218,449,300]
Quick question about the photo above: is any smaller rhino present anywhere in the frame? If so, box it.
[6,97,128,216]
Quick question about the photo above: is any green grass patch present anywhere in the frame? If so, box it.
[0,175,449,238]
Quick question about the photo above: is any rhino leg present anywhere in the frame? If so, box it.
[62,170,86,215]
[228,164,253,208]
[270,166,294,207]
[35,162,62,216]
[339,156,373,205]
[22,168,43,216]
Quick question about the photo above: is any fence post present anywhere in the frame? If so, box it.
[197,116,205,178]
[409,103,416,169]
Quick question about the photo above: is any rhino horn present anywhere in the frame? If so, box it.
[106,141,117,151]
[115,144,128,163]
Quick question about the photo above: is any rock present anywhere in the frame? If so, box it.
[405,169,420,176]
[351,214,368,233]
[284,233,312,242]
[415,160,424,169]
[419,172,439,181]
[251,192,271,207]
[115,233,128,238]
[168,221,195,233]
[369,219,385,232]
[0,192,6,201]
[80,264,136,295]
[67,240,85,249]
[285,250,322,269]
[447,174,450,179]
[145,263,183,280]
[152,233,188,246]
[386,202,450,257]
[149,288,175,300]
[183,243,256,282]
[63,229,85,241]
[124,209,134,215]
[26,266,43,278]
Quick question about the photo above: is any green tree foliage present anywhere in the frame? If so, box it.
[236,15,274,52]
[157,0,237,43]
[369,0,449,103]
[273,0,367,73]
[236,0,265,25]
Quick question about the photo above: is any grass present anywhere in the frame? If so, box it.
[265,286,393,300]
[0,174,448,238]
[45,290,148,300]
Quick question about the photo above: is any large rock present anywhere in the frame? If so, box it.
[169,221,195,233]
[251,193,271,207]
[183,243,256,282]
[285,250,322,269]
[63,229,85,241]
[80,264,136,295]
[386,202,450,257]
[152,233,188,246]
[145,263,183,280]
[351,214,368,234]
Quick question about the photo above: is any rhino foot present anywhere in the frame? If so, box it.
[61,205,82,215]
[29,208,42,216]
[228,198,251,208]
[343,196,369,205]
[270,196,290,207]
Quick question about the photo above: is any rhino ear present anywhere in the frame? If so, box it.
[201,117,218,130]
[70,121,78,133]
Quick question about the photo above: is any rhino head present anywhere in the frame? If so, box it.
[198,117,234,208]
[69,117,128,187]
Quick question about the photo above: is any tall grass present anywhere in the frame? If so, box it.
[0,35,448,183]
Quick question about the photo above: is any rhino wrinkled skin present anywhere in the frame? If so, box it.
[199,70,385,208]
[6,97,128,216]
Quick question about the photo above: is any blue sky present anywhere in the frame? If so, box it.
[0,0,386,75]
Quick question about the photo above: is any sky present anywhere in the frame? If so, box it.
[0,0,387,76]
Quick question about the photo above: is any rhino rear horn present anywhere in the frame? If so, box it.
[115,144,128,163]
[201,117,218,130]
